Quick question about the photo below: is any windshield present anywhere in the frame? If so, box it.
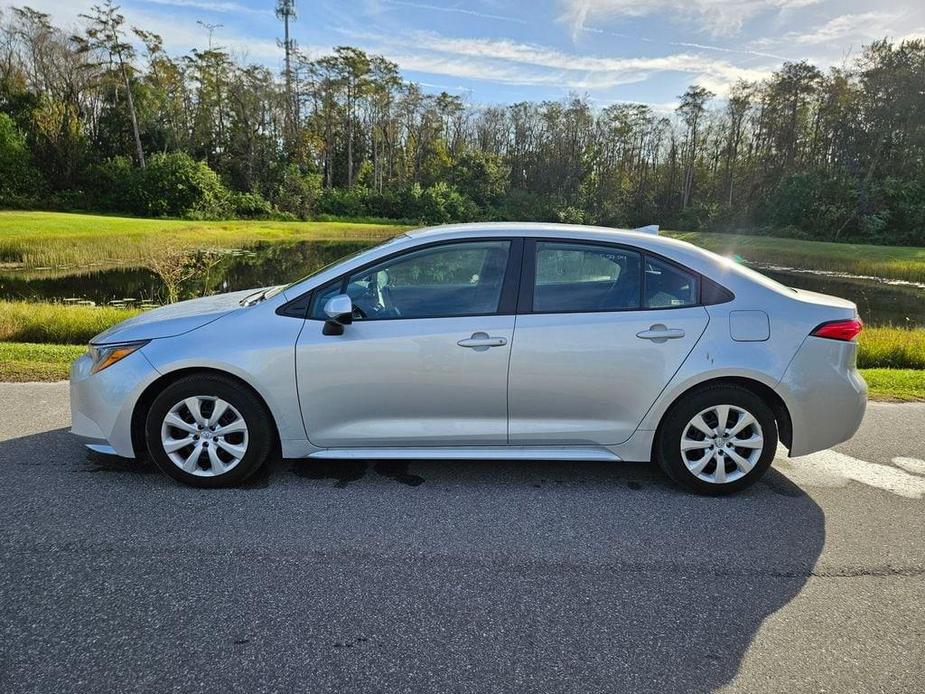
[282,233,410,292]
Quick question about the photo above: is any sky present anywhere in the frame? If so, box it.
[5,0,925,110]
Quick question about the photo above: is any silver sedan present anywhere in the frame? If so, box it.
[70,223,867,493]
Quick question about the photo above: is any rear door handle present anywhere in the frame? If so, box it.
[636,324,686,342]
[458,332,508,351]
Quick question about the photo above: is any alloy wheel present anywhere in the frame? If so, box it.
[679,404,764,484]
[160,396,249,477]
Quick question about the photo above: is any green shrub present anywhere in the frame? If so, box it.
[417,182,476,223]
[493,189,556,221]
[447,149,509,207]
[273,165,322,220]
[135,153,230,218]
[555,206,585,224]
[89,156,135,212]
[319,185,371,218]
[0,112,43,203]
[230,190,273,219]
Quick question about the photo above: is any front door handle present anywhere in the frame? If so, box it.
[636,324,686,343]
[458,332,508,351]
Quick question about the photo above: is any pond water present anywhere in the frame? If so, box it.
[1,240,922,327]
[758,267,924,327]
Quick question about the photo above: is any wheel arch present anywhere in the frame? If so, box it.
[130,367,282,459]
[651,376,793,458]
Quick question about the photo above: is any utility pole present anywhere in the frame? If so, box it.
[276,0,297,148]
[196,19,223,50]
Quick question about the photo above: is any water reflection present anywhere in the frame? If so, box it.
[0,239,922,327]
[0,240,376,306]
[760,268,924,327]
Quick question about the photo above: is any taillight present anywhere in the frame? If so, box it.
[810,318,863,341]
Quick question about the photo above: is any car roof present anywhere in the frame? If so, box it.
[404,223,795,299]
[407,221,651,241]
[405,222,706,260]
[279,222,794,303]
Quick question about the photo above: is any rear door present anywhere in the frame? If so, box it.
[507,240,709,445]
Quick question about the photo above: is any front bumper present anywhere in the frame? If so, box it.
[777,336,867,456]
[69,349,160,458]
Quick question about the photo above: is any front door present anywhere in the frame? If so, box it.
[508,241,709,445]
[296,239,519,448]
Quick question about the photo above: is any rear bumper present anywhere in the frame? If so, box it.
[69,350,160,458]
[777,336,867,456]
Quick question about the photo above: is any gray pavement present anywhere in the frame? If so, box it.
[0,382,922,693]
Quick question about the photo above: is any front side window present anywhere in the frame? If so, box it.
[533,242,642,312]
[312,241,511,320]
[644,257,699,308]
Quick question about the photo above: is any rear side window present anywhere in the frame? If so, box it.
[644,257,699,308]
[533,242,641,312]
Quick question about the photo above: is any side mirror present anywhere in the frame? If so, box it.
[322,294,353,335]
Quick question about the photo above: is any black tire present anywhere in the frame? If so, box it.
[145,374,274,488]
[654,384,778,495]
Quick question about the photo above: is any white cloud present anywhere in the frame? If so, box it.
[7,0,282,60]
[580,25,790,61]
[747,9,925,64]
[350,29,771,94]
[138,0,272,15]
[559,0,823,37]
[770,12,910,45]
[379,1,527,25]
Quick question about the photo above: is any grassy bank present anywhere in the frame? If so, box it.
[0,342,85,382]
[856,326,925,369]
[0,211,406,270]
[1,342,920,400]
[0,301,141,344]
[669,231,925,284]
[3,211,925,285]
[858,369,925,402]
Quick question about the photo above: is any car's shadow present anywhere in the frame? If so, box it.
[0,428,824,692]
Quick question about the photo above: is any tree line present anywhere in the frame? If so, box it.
[1,2,924,244]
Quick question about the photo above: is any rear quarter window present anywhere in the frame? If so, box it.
[644,257,699,308]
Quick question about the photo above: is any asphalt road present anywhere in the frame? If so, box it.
[0,382,923,693]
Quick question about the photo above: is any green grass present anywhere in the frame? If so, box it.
[0,210,407,270]
[668,231,925,284]
[2,341,921,400]
[0,300,141,344]
[0,342,86,382]
[859,369,925,401]
[858,326,925,369]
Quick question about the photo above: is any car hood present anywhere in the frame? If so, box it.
[91,288,263,345]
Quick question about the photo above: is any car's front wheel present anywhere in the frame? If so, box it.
[655,384,778,494]
[145,374,274,487]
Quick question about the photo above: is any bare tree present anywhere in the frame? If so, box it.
[676,85,714,209]
[74,0,146,168]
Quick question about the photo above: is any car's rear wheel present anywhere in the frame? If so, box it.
[145,374,274,487]
[655,384,777,494]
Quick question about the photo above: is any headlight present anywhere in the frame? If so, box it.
[88,340,150,374]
